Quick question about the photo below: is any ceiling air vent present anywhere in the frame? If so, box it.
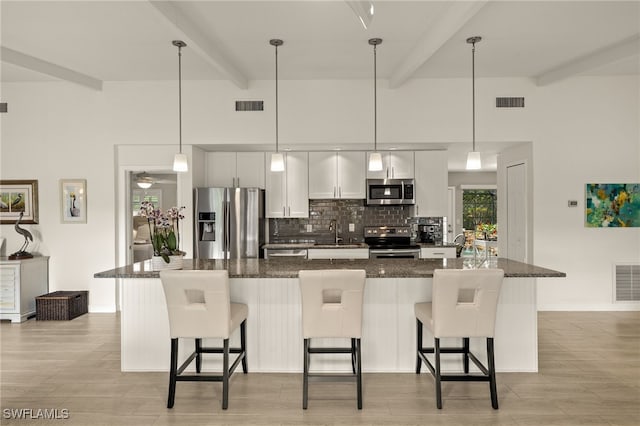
[235,100,264,111]
[496,97,525,108]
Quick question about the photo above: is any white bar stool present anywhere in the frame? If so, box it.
[415,268,504,409]
[298,269,366,409]
[160,270,248,410]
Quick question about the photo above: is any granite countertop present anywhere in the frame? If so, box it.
[417,243,458,248]
[94,257,566,279]
[263,243,369,249]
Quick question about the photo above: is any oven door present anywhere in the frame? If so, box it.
[369,248,420,259]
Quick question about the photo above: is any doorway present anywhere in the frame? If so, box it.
[462,187,498,257]
[128,172,177,264]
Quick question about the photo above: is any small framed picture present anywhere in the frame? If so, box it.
[0,180,39,224]
[60,179,87,223]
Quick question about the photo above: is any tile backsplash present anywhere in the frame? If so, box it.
[269,199,410,244]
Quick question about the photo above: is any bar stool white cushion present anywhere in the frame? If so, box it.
[299,269,366,339]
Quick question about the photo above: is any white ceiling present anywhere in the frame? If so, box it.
[2,0,639,170]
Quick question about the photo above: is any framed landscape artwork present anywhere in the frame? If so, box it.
[585,183,640,227]
[60,179,87,224]
[0,180,39,224]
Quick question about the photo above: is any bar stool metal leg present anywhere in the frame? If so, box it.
[356,338,362,410]
[195,338,202,373]
[240,320,248,374]
[416,319,423,374]
[222,338,230,410]
[487,337,498,409]
[434,337,442,409]
[303,338,310,409]
[351,338,357,374]
[463,337,470,374]
[168,338,178,408]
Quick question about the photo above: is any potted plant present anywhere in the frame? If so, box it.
[139,202,186,270]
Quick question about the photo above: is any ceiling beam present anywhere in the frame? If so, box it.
[1,46,102,91]
[148,1,248,89]
[536,34,640,86]
[389,1,488,89]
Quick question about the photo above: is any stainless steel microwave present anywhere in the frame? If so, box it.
[366,179,415,205]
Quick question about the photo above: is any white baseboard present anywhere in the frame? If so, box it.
[89,304,117,313]
[538,303,640,312]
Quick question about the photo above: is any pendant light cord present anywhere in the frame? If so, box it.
[373,42,377,151]
[176,42,184,155]
[471,40,476,153]
[275,43,279,154]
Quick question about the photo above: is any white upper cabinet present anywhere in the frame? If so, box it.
[309,151,365,199]
[366,151,414,179]
[206,152,265,188]
[265,152,309,218]
[413,150,448,218]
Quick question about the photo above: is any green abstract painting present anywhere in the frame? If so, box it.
[585,183,640,227]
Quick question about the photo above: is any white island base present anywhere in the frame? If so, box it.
[120,277,537,373]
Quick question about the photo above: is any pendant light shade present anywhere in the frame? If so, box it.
[465,36,481,171]
[368,152,383,171]
[172,40,188,173]
[466,151,481,170]
[368,38,383,172]
[270,152,285,172]
[270,39,284,172]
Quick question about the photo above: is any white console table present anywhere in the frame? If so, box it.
[0,256,49,323]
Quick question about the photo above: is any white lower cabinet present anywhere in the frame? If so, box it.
[0,256,49,323]
[420,247,456,259]
[307,248,369,260]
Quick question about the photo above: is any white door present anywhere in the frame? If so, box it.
[506,163,527,262]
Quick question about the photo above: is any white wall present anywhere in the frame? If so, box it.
[1,75,638,312]
[533,76,640,310]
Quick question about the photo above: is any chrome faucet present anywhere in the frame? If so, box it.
[329,220,342,244]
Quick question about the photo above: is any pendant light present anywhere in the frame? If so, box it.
[172,40,188,173]
[466,36,482,170]
[368,38,383,172]
[270,39,285,172]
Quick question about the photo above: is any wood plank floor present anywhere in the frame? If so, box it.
[1,312,639,425]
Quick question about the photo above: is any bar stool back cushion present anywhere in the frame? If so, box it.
[299,269,366,339]
[160,270,247,339]
[424,269,504,338]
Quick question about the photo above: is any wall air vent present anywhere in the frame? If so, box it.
[496,97,525,108]
[235,100,264,111]
[614,263,640,302]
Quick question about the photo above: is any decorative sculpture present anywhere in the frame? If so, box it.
[9,211,34,260]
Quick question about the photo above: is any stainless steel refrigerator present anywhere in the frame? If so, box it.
[194,187,265,259]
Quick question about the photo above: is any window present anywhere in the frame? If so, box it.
[132,189,162,215]
[462,189,497,232]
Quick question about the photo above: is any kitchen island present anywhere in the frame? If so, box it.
[96,258,564,373]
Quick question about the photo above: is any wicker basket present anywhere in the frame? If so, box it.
[36,291,88,320]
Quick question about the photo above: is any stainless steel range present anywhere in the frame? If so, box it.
[364,226,421,259]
